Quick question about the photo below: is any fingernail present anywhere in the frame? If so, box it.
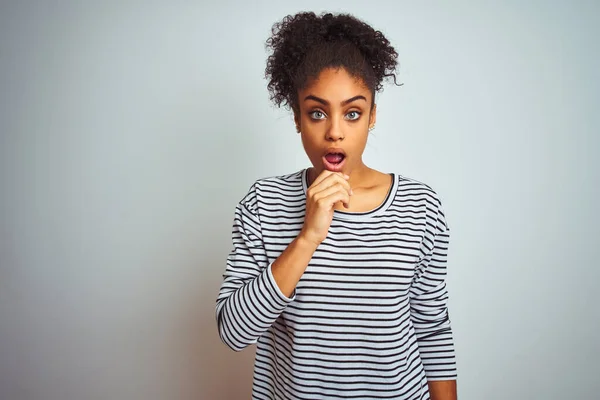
[344,174,350,179]
[350,189,353,195]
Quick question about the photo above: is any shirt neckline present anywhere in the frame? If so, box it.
[301,168,398,221]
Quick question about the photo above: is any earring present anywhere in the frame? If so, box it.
[369,124,375,131]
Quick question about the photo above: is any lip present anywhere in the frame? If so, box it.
[324,147,346,157]
[322,148,347,172]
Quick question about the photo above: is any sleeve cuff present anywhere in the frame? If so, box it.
[266,263,296,303]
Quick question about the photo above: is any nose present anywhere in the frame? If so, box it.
[325,118,344,141]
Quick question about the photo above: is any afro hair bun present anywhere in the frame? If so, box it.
[265,12,399,110]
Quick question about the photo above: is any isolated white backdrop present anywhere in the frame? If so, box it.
[1,1,598,399]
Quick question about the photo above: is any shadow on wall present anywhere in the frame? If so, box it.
[126,58,277,399]
[171,95,266,399]
[167,229,257,400]
[185,277,256,400]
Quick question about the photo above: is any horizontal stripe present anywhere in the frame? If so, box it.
[216,169,456,399]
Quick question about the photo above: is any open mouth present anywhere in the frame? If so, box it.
[323,151,346,172]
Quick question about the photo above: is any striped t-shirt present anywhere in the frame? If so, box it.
[216,169,456,400]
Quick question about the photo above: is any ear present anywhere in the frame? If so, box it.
[369,104,377,129]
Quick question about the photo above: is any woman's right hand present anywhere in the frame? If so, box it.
[299,170,352,247]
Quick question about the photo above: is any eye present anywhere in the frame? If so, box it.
[309,110,326,120]
[345,111,361,121]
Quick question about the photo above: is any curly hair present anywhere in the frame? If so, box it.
[265,12,399,112]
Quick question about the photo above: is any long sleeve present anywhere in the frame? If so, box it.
[409,197,457,380]
[215,188,295,351]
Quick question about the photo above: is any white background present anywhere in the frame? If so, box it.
[1,1,598,399]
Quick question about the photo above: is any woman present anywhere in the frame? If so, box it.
[216,12,457,400]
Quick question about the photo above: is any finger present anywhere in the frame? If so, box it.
[311,169,349,188]
[314,184,350,209]
[320,191,351,209]
[313,174,352,196]
[335,200,349,209]
[316,172,351,191]
[312,182,351,201]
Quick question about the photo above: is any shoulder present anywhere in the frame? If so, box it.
[393,173,449,230]
[394,174,443,206]
[239,169,304,210]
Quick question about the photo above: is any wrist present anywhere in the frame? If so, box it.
[296,232,321,251]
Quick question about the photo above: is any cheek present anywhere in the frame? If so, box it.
[299,133,317,155]
[349,126,370,151]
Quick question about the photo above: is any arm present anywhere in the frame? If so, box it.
[216,172,351,351]
[428,380,457,400]
[215,192,319,351]
[409,198,457,399]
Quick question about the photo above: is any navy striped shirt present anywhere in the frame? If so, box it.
[216,169,456,399]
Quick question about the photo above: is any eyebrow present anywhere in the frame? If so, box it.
[303,94,367,106]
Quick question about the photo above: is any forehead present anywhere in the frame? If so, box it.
[299,67,372,103]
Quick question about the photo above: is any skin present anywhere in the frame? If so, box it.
[295,68,389,215]
[270,67,457,400]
